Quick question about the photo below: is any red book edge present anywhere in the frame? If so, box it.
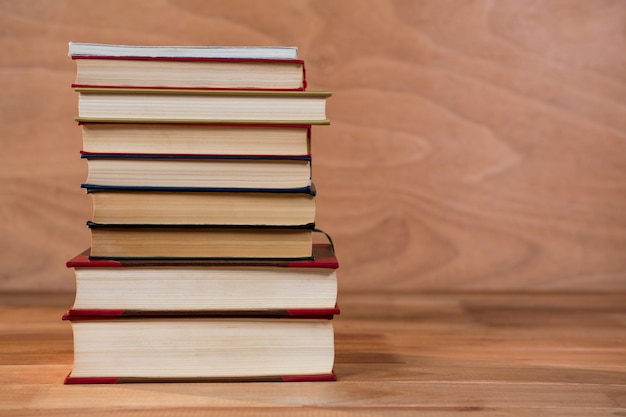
[71,84,305,91]
[78,150,312,159]
[77,121,312,129]
[61,305,340,321]
[66,243,339,269]
[64,371,336,384]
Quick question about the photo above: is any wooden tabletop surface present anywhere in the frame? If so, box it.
[2,291,625,416]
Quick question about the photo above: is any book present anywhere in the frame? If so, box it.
[81,153,312,191]
[66,243,338,312]
[63,312,336,383]
[87,223,315,259]
[68,43,299,60]
[86,187,315,226]
[75,88,331,124]
[71,56,306,90]
[79,123,311,156]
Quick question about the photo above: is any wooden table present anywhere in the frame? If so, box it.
[2,292,625,416]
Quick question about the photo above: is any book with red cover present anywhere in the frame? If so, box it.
[69,43,306,91]
[63,309,338,384]
[71,56,307,91]
[65,243,339,313]
[67,242,338,269]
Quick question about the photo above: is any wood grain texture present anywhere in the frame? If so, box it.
[1,292,625,416]
[0,0,625,291]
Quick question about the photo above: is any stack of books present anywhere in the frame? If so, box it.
[63,43,339,383]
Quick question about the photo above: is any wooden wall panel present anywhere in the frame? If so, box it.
[0,0,625,292]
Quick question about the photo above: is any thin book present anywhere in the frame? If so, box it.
[75,88,331,125]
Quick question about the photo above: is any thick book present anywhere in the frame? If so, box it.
[68,43,299,60]
[66,243,338,312]
[87,222,315,260]
[62,311,337,384]
[80,152,312,191]
[71,56,306,91]
[85,186,315,226]
[79,123,311,156]
[75,88,331,125]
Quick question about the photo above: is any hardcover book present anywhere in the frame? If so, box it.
[79,123,311,156]
[66,243,338,312]
[63,312,337,384]
[85,186,316,226]
[75,88,331,124]
[81,153,312,191]
[71,56,306,90]
[87,222,315,260]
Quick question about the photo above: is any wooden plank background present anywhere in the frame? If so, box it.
[1,0,625,292]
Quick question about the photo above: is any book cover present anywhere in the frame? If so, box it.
[67,243,338,269]
[64,373,337,384]
[81,184,315,193]
[80,152,312,159]
[68,43,299,60]
[83,182,317,195]
[62,306,340,320]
